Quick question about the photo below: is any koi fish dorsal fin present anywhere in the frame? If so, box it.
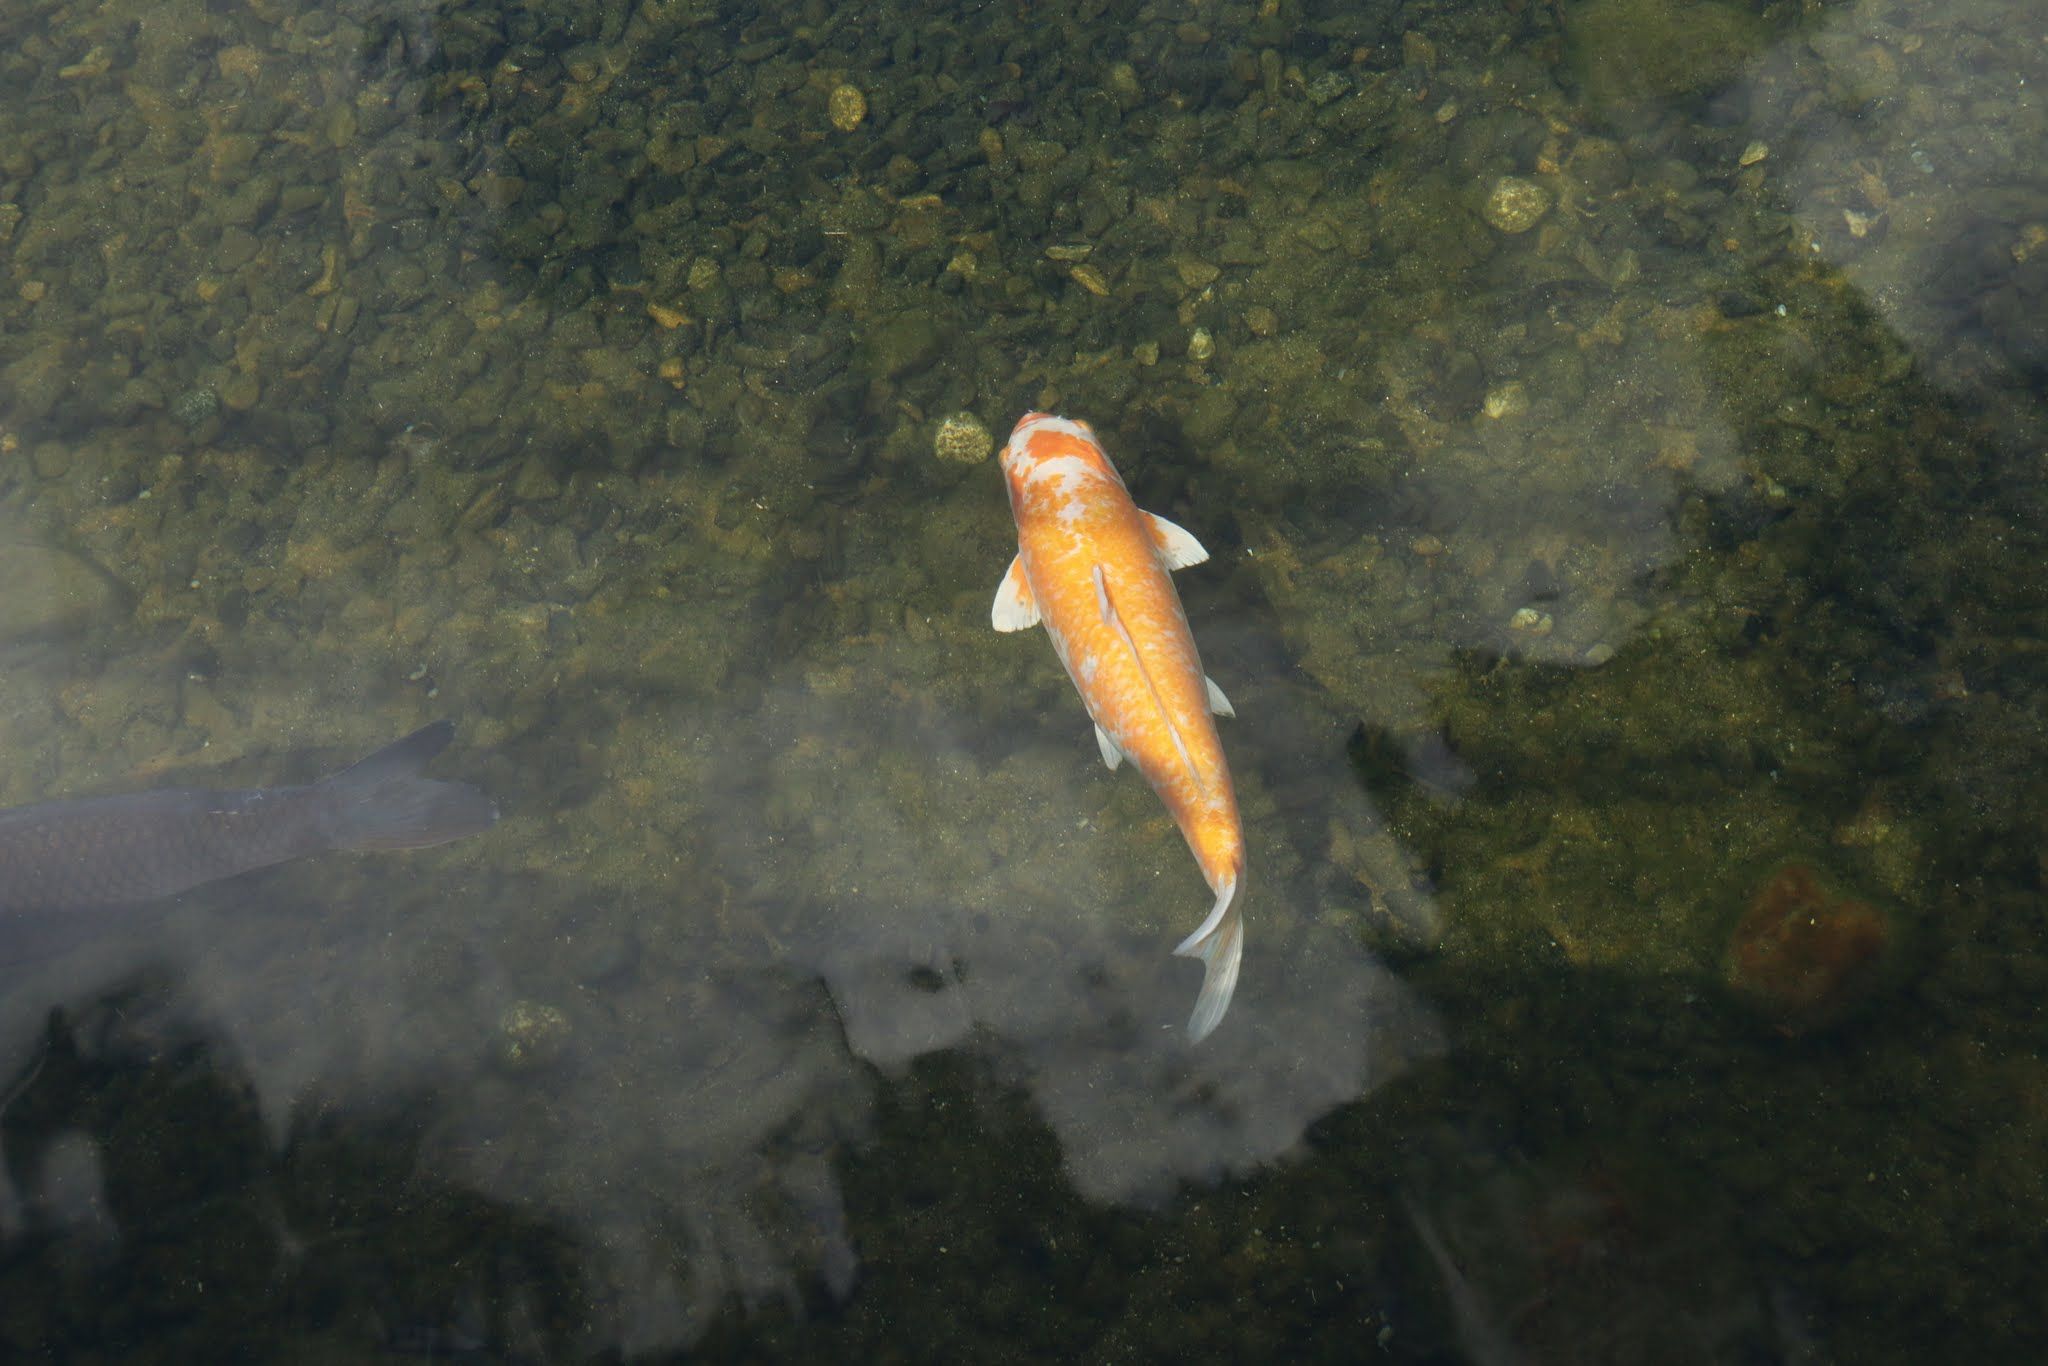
[991,554,1040,632]
[1144,512,1209,570]
[1092,564,1206,795]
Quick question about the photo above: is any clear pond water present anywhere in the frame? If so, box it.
[1,0,2044,1359]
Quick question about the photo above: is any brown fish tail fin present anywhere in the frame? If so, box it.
[1174,867,1244,1043]
[315,722,499,852]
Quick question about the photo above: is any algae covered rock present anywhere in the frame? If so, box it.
[861,308,945,380]
[0,542,120,644]
[828,83,866,132]
[1568,0,1770,107]
[1483,177,1552,234]
[495,1000,573,1074]
[932,411,995,464]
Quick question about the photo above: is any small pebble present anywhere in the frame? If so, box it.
[828,84,866,132]
[933,412,995,464]
[1483,177,1551,234]
[1068,263,1111,296]
[1483,382,1529,419]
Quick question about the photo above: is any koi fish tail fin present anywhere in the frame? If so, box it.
[316,722,500,852]
[1174,868,1245,1043]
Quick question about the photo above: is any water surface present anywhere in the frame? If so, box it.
[1,0,2044,1358]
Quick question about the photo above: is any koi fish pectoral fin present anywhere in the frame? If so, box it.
[1143,511,1210,570]
[991,554,1040,632]
[1205,676,1234,718]
[1093,722,1125,771]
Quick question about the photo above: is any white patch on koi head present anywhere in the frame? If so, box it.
[1014,414,1096,446]
[1023,454,1098,497]
[1001,413,1103,475]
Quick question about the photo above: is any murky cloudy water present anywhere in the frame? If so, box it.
[0,0,2043,1357]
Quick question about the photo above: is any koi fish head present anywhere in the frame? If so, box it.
[1000,413,1117,496]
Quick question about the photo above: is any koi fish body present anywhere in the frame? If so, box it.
[992,413,1246,1041]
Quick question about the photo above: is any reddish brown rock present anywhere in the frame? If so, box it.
[1725,863,1894,1033]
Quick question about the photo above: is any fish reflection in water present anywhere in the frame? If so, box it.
[0,721,496,921]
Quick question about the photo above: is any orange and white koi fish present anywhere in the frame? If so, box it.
[992,412,1246,1041]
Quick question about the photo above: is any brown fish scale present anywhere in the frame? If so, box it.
[0,787,330,914]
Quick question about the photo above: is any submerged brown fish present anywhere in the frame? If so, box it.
[0,722,496,915]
